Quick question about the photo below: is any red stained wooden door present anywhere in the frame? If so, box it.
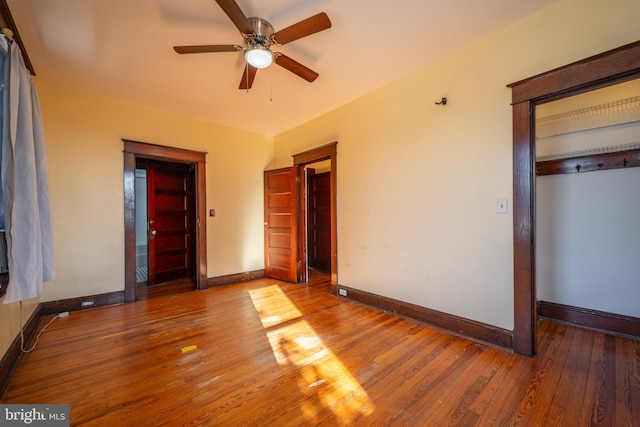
[264,167,299,282]
[307,170,331,271]
[147,164,194,286]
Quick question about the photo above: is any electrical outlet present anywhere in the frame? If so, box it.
[81,299,94,308]
[496,199,508,214]
[338,289,348,297]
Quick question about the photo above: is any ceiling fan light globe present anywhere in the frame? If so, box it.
[245,47,273,69]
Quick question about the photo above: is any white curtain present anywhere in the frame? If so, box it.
[1,35,54,303]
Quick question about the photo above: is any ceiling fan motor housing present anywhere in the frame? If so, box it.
[173,1,331,89]
[245,17,274,49]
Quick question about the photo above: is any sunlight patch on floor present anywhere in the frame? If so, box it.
[249,285,302,328]
[249,285,374,422]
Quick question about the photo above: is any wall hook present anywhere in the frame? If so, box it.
[435,97,447,105]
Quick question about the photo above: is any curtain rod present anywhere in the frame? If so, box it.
[0,0,36,75]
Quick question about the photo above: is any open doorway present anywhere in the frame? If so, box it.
[123,140,208,302]
[305,161,331,273]
[294,143,338,292]
[508,41,640,356]
[134,158,196,294]
[263,142,338,292]
[535,79,640,325]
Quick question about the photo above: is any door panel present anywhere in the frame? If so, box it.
[264,167,298,282]
[268,213,293,228]
[268,194,293,207]
[269,233,293,249]
[147,164,193,285]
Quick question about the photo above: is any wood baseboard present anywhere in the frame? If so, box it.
[337,285,513,349]
[40,291,125,316]
[208,270,265,287]
[0,304,41,397]
[538,301,640,337]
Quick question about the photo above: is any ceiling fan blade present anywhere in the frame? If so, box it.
[239,64,258,90]
[214,0,254,34]
[174,45,241,54]
[275,54,319,82]
[272,12,331,46]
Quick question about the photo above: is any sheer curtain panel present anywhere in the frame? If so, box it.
[0,35,54,304]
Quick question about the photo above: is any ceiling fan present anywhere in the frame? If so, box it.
[174,0,332,90]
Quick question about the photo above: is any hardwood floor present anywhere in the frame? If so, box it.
[136,277,196,300]
[2,271,639,426]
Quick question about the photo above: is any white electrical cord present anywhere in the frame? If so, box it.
[19,301,68,353]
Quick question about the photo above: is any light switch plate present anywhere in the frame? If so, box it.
[496,199,508,214]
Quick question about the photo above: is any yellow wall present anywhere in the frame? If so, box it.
[0,296,39,358]
[272,0,640,329]
[0,84,273,356]
[40,83,274,301]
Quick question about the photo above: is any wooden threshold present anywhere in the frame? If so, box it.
[208,269,265,287]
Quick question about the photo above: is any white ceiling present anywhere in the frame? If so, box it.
[7,0,558,136]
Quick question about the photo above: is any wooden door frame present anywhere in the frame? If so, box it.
[507,41,640,356]
[123,140,207,302]
[292,142,338,293]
